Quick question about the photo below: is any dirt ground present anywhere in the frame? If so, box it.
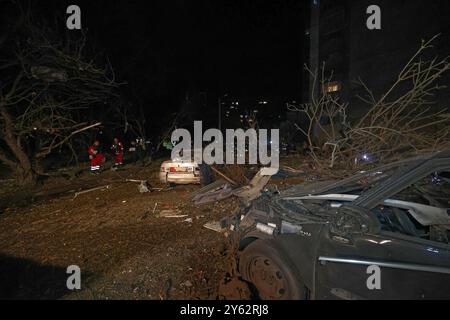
[0,160,260,300]
[0,156,312,300]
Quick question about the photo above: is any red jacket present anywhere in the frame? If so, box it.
[88,145,99,159]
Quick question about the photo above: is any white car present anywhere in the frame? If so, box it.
[159,160,203,185]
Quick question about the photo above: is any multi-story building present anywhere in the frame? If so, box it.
[304,0,450,118]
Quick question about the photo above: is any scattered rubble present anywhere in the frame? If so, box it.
[203,221,226,233]
[159,210,186,218]
[191,168,274,206]
[192,183,234,205]
[0,159,302,300]
[126,179,173,193]
[138,181,150,193]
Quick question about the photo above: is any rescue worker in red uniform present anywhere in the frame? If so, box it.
[111,137,124,168]
[88,140,105,173]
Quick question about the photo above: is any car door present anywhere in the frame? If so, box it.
[314,165,450,300]
[314,214,450,299]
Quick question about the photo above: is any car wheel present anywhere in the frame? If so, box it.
[239,240,306,300]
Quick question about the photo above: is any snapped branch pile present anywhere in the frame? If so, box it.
[289,36,450,171]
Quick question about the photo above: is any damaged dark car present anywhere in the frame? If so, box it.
[237,150,450,300]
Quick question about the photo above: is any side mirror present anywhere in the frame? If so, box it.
[330,205,381,237]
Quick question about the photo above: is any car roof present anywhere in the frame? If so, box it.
[280,149,450,202]
[354,149,450,209]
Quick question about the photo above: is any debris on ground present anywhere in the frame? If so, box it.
[138,181,150,193]
[140,211,150,220]
[204,221,226,233]
[192,183,234,205]
[73,185,111,199]
[233,169,273,204]
[192,168,275,206]
[159,210,187,218]
[1,156,319,300]
[210,166,239,186]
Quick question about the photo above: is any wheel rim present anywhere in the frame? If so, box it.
[247,255,290,300]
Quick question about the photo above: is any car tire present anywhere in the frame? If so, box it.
[239,239,306,300]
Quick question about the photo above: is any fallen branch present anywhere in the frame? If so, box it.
[36,122,102,158]
[210,166,238,186]
[126,179,146,183]
[73,185,110,199]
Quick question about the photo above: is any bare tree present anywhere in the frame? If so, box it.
[288,64,349,167]
[290,36,450,171]
[0,14,119,184]
[345,36,450,163]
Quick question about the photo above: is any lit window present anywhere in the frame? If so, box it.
[324,81,341,93]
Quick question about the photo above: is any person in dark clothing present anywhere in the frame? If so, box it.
[129,139,145,165]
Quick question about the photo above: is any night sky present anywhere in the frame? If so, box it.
[23,0,307,126]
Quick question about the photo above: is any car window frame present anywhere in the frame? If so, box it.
[355,158,450,210]
[368,164,450,247]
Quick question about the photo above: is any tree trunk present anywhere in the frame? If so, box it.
[0,104,36,185]
[14,164,36,185]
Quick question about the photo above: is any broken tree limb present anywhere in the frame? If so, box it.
[281,165,304,173]
[210,166,238,186]
[125,179,169,192]
[162,215,189,219]
[36,122,103,158]
[158,209,188,218]
[73,185,110,199]
[71,122,103,135]
[126,179,146,183]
